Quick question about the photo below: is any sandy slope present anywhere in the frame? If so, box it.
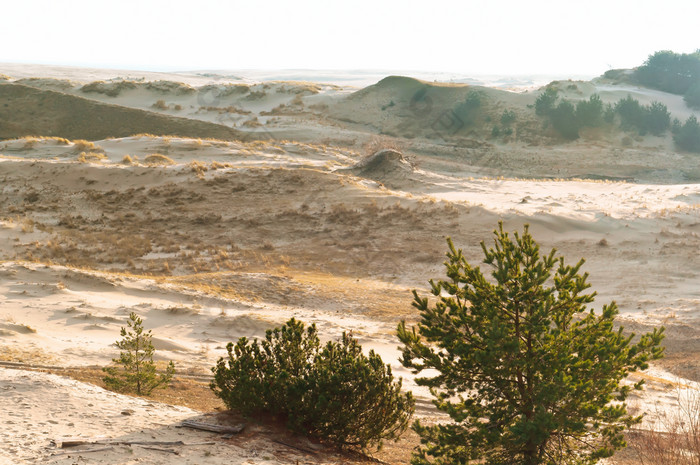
[0,366,332,465]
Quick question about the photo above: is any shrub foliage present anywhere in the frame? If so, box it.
[674,115,700,152]
[211,318,414,449]
[398,224,665,465]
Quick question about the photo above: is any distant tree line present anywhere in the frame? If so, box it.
[635,50,700,108]
[534,88,700,152]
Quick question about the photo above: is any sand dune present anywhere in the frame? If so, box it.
[1,64,699,464]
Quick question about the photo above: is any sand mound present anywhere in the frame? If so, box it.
[345,149,414,184]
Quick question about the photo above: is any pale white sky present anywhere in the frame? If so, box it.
[1,0,698,76]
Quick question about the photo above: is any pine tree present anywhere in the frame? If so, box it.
[103,312,175,395]
[398,223,664,465]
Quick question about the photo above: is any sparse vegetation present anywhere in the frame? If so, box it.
[72,139,103,152]
[454,90,483,124]
[103,312,175,395]
[77,151,108,163]
[630,385,700,465]
[143,153,175,165]
[152,99,169,110]
[398,224,665,465]
[211,318,414,450]
[81,80,138,97]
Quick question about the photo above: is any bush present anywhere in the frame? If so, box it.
[500,109,516,126]
[454,90,483,124]
[103,312,175,395]
[535,88,558,116]
[211,318,414,449]
[615,95,647,132]
[575,94,603,127]
[398,224,664,465]
[646,101,671,136]
[684,81,700,109]
[603,103,616,124]
[551,100,579,140]
[635,50,700,95]
[674,115,700,152]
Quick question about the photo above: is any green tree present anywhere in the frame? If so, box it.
[551,100,579,140]
[635,50,700,95]
[645,101,671,136]
[615,95,647,133]
[684,81,700,109]
[103,312,175,395]
[535,88,558,116]
[500,109,516,126]
[211,318,414,449]
[398,224,664,465]
[674,115,700,152]
[603,103,616,124]
[455,90,483,124]
[575,94,603,127]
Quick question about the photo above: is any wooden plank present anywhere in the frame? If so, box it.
[58,438,215,448]
[58,437,109,448]
[180,420,245,434]
[51,446,114,456]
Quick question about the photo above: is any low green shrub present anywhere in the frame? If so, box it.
[211,318,414,449]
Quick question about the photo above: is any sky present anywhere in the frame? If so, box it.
[1,0,698,77]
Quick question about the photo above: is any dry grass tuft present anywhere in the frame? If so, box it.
[152,99,169,110]
[72,139,104,153]
[363,136,404,156]
[189,161,209,178]
[77,151,108,163]
[121,154,135,165]
[628,386,700,464]
[242,117,262,128]
[144,153,175,166]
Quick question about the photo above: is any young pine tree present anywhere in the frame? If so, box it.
[103,312,175,395]
[398,223,664,465]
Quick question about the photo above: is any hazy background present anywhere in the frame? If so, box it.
[1,0,699,76]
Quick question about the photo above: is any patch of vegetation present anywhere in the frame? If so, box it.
[615,95,671,136]
[211,318,414,450]
[72,139,104,152]
[635,50,700,106]
[143,153,175,165]
[77,151,108,163]
[500,109,516,126]
[145,80,195,95]
[534,89,672,140]
[398,224,664,465]
[674,115,700,152]
[103,312,175,395]
[454,90,483,124]
[152,99,169,110]
[81,80,138,97]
